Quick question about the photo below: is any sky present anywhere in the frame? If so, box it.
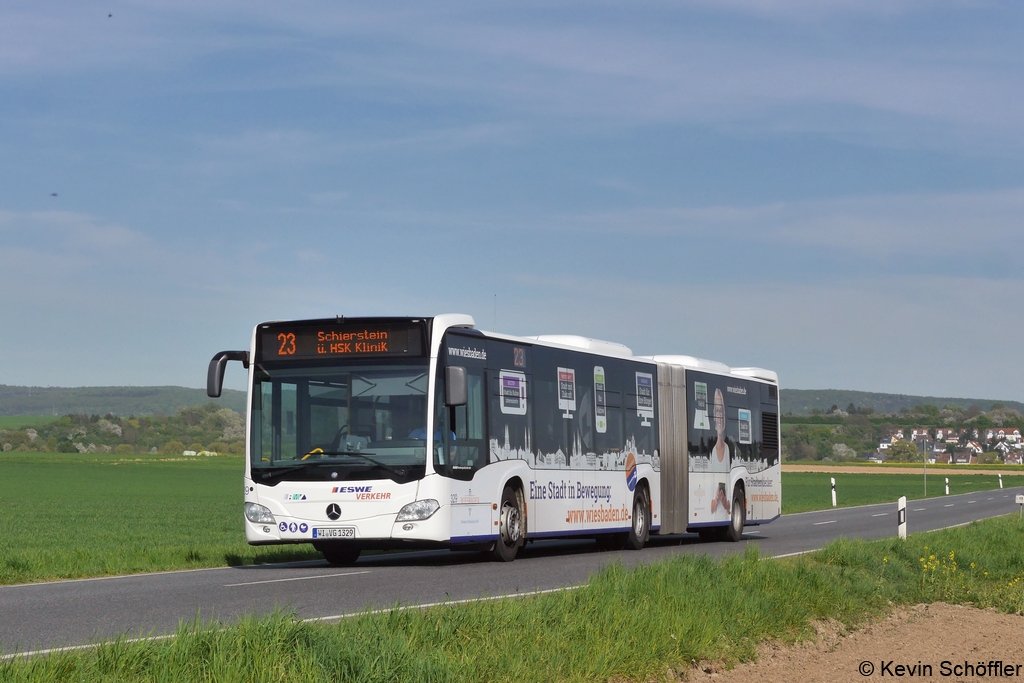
[1,1,1023,399]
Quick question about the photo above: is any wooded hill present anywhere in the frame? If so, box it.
[0,385,246,416]
[782,389,1024,416]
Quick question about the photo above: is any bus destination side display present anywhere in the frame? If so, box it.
[259,324,423,361]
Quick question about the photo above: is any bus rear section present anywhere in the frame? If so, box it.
[646,357,781,542]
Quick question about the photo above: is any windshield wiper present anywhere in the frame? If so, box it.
[313,450,409,478]
[256,462,327,480]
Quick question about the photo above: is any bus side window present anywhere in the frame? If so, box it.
[433,381,446,467]
[596,381,623,456]
[577,382,594,455]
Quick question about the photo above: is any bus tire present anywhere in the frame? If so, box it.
[725,487,745,542]
[317,543,361,566]
[697,528,721,542]
[493,485,523,562]
[625,486,650,550]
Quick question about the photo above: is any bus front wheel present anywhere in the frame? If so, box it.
[316,543,361,566]
[492,485,523,562]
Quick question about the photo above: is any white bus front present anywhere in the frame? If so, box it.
[211,317,454,566]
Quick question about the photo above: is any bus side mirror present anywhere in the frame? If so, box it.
[445,366,467,406]
[207,350,249,398]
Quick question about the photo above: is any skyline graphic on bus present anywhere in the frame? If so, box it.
[489,423,659,472]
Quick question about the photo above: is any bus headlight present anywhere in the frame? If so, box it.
[396,499,440,521]
[244,502,276,524]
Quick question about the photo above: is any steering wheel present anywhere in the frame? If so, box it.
[328,426,350,451]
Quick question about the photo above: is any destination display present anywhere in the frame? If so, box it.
[258,322,425,361]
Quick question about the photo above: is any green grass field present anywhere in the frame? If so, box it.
[2,452,1020,586]
[0,452,318,586]
[0,416,59,429]
[4,515,1024,682]
[782,471,1024,513]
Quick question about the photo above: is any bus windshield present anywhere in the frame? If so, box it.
[250,361,430,484]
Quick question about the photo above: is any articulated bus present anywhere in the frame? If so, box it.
[207,314,781,565]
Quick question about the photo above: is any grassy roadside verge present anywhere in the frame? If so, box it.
[784,462,1024,472]
[5,516,1024,682]
[782,471,1024,513]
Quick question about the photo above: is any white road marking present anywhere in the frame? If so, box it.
[224,570,370,587]
[745,530,762,534]
[310,585,585,623]
[2,634,176,660]
[968,500,976,504]
[923,520,972,531]
[944,504,954,507]
[813,520,837,525]
[1,564,239,590]
[1,584,580,660]
[988,497,994,500]
[770,549,815,559]
[912,508,926,511]
[871,513,888,517]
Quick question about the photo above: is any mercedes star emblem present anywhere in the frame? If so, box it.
[326,503,341,520]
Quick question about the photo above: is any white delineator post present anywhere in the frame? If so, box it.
[897,496,907,540]
[1000,473,1004,489]
[831,477,837,508]
[1017,494,1024,520]
[945,477,949,495]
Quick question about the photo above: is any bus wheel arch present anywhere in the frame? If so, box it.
[501,476,528,540]
[625,481,651,550]
[492,481,525,562]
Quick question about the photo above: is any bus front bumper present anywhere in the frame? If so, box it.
[243,506,451,546]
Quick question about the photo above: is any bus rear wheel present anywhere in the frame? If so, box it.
[697,528,722,542]
[725,488,746,542]
[316,543,361,566]
[625,486,650,550]
[492,485,524,562]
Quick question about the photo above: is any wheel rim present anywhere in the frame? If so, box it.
[732,499,742,533]
[633,496,646,538]
[500,502,521,546]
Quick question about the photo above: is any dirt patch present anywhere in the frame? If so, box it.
[686,603,1024,682]
[783,464,1022,476]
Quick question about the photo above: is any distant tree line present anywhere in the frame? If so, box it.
[5,397,1020,464]
[0,403,244,455]
[0,385,246,417]
[782,389,1024,416]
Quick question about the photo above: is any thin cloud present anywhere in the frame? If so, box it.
[501,269,1024,399]
[0,211,148,254]
[188,122,526,176]
[554,188,1024,260]
[3,3,1020,143]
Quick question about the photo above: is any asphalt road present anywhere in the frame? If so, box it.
[3,486,1022,657]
